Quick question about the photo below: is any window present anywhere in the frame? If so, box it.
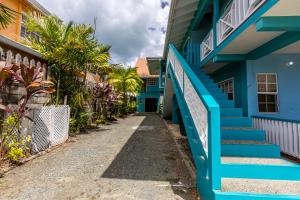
[20,12,40,40]
[218,78,234,100]
[147,78,157,86]
[21,13,27,38]
[257,73,278,113]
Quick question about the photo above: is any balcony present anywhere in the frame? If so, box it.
[200,30,214,61]
[200,0,266,62]
[217,0,266,45]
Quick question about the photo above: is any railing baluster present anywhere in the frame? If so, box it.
[253,117,300,159]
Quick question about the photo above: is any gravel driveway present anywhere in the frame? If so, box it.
[0,113,197,200]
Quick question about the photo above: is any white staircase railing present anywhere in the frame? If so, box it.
[217,0,266,45]
[201,30,214,61]
[167,44,220,191]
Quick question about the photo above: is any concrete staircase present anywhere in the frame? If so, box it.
[196,70,300,198]
[197,71,281,158]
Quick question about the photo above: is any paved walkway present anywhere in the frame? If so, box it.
[0,113,197,200]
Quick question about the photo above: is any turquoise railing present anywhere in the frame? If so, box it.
[167,44,221,198]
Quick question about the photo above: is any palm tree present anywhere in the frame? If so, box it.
[0,3,17,29]
[109,67,143,113]
[24,15,112,105]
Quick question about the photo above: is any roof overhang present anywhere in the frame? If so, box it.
[27,0,51,16]
[163,0,200,58]
[0,35,43,59]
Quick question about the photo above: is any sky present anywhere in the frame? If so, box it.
[37,0,170,66]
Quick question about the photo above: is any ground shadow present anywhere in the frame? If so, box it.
[101,113,197,199]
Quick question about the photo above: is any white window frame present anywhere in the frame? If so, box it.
[147,78,157,86]
[218,78,235,100]
[256,73,279,113]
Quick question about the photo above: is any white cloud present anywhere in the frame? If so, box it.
[37,0,170,66]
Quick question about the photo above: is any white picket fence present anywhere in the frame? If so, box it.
[32,106,70,153]
[253,117,300,159]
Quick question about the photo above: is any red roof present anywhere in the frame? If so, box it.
[135,58,150,77]
[135,58,160,78]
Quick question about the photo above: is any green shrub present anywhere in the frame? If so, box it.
[0,115,31,162]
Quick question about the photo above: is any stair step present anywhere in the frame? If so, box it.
[222,157,293,165]
[213,93,228,100]
[221,117,252,127]
[222,140,267,145]
[221,129,266,141]
[204,83,220,90]
[221,108,243,117]
[200,78,215,85]
[218,100,235,108]
[222,143,281,158]
[221,178,300,195]
[207,87,224,95]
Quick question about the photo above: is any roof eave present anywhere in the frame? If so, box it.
[0,35,43,59]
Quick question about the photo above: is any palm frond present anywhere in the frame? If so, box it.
[0,3,18,29]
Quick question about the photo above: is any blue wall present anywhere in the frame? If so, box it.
[137,78,162,112]
[247,54,300,121]
[210,62,248,116]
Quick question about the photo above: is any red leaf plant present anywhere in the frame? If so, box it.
[0,63,55,129]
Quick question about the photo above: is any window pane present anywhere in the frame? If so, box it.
[267,84,277,93]
[259,103,267,112]
[257,74,266,83]
[266,94,277,103]
[258,94,266,103]
[258,84,267,92]
[267,103,278,112]
[267,74,277,83]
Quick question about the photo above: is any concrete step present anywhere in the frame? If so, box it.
[221,178,300,195]
[221,108,243,117]
[218,100,235,108]
[221,117,252,127]
[200,78,215,85]
[221,128,266,141]
[222,156,293,165]
[206,87,224,95]
[222,141,281,158]
[204,83,220,90]
[213,92,228,100]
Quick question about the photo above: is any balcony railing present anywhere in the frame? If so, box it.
[200,30,214,61]
[217,0,266,45]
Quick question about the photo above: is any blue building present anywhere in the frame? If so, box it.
[136,57,164,112]
[161,0,300,199]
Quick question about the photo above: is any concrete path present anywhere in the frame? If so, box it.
[0,113,197,200]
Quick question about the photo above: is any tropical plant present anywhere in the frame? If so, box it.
[109,67,142,114]
[24,15,112,105]
[0,3,18,29]
[92,81,120,121]
[0,64,55,161]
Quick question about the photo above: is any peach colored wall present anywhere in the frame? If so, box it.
[0,0,43,42]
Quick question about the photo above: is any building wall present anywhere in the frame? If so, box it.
[247,53,300,121]
[0,0,43,42]
[210,62,248,116]
[137,78,161,112]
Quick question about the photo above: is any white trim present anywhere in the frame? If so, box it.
[256,73,279,113]
[218,77,235,100]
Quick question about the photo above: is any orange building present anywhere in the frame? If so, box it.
[0,0,50,70]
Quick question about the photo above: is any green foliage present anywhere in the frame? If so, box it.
[0,3,18,29]
[109,67,143,115]
[0,115,31,162]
